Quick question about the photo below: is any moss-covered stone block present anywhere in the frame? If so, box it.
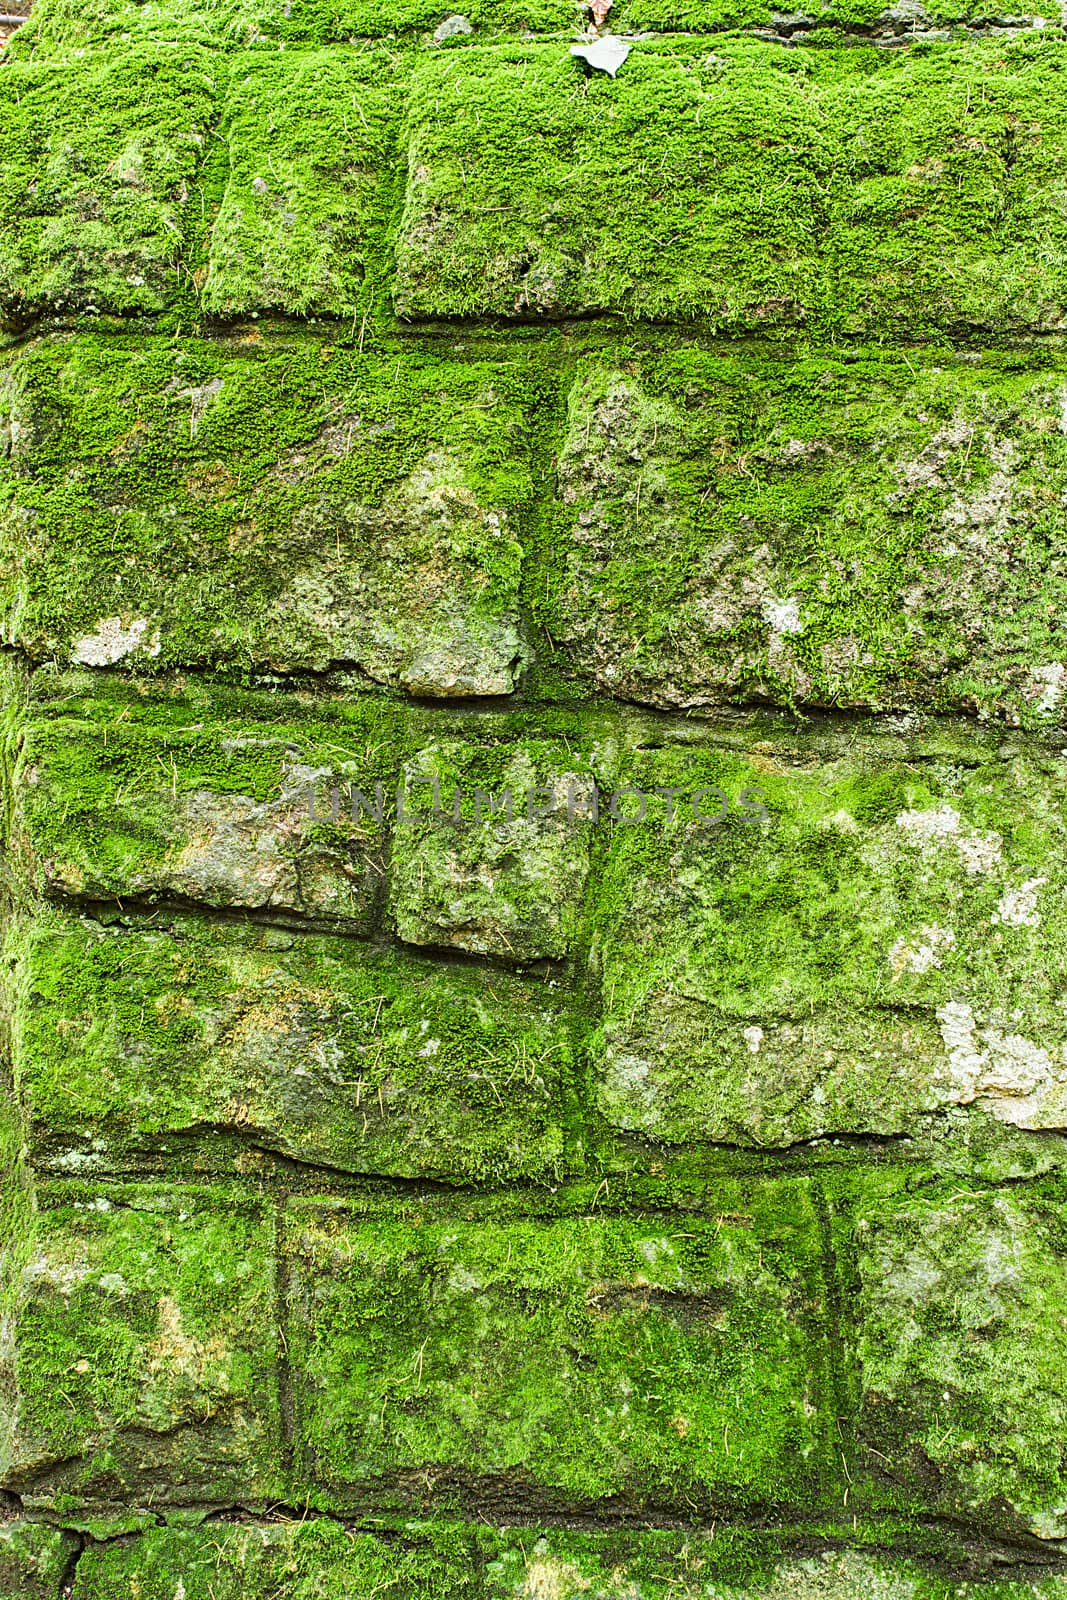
[9,909,574,1182]
[283,1183,839,1513]
[387,736,600,960]
[68,1518,495,1599]
[11,674,410,932]
[395,37,1067,335]
[202,50,405,317]
[851,1175,1067,1543]
[0,1183,280,1514]
[586,734,1067,1148]
[0,1519,78,1600]
[547,346,1067,722]
[0,334,538,693]
[0,46,218,322]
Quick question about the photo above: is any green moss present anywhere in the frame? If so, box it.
[585,737,1067,1147]
[7,0,580,59]
[57,1518,1067,1597]
[388,735,601,960]
[395,36,1067,335]
[0,1521,79,1600]
[543,343,1067,725]
[0,45,219,322]
[203,49,407,318]
[12,680,410,931]
[0,332,545,692]
[4,1182,281,1514]
[8,907,576,1183]
[848,1173,1067,1541]
[283,1182,839,1511]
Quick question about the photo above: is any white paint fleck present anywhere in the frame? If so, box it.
[418,1038,441,1057]
[71,616,161,667]
[992,877,1048,929]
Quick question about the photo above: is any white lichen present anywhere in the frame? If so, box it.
[761,595,803,635]
[895,806,1002,875]
[1028,661,1067,713]
[992,878,1047,929]
[71,616,161,667]
[888,925,955,975]
[743,1025,765,1054]
[936,1000,1059,1127]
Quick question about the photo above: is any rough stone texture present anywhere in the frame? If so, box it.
[0,1520,78,1600]
[549,349,1067,724]
[852,1177,1067,1541]
[8,910,573,1182]
[284,1185,835,1512]
[6,2,1067,1595]
[3,1184,281,1516]
[587,736,1067,1146]
[0,337,535,693]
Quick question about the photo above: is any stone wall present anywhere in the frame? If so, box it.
[4,2,1067,1594]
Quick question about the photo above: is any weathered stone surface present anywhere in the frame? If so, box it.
[11,674,405,933]
[388,738,599,960]
[395,38,1067,335]
[0,1519,78,1600]
[8,909,573,1182]
[0,336,535,695]
[588,737,1067,1148]
[1,1184,280,1514]
[851,1176,1067,1542]
[0,46,218,321]
[203,50,403,317]
[548,348,1067,723]
[55,1522,1067,1598]
[283,1184,838,1512]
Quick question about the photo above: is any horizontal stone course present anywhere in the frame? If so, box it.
[3,36,1067,333]
[17,1519,1067,1599]
[8,334,1067,724]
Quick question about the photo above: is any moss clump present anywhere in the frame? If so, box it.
[283,1182,838,1511]
[3,1182,280,1514]
[8,907,575,1183]
[203,49,407,318]
[7,0,580,59]
[388,735,601,960]
[544,344,1067,725]
[0,1521,79,1600]
[395,36,1067,335]
[12,678,410,932]
[614,0,1055,35]
[0,332,544,692]
[850,1173,1067,1542]
[584,738,1067,1147]
[0,45,219,323]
